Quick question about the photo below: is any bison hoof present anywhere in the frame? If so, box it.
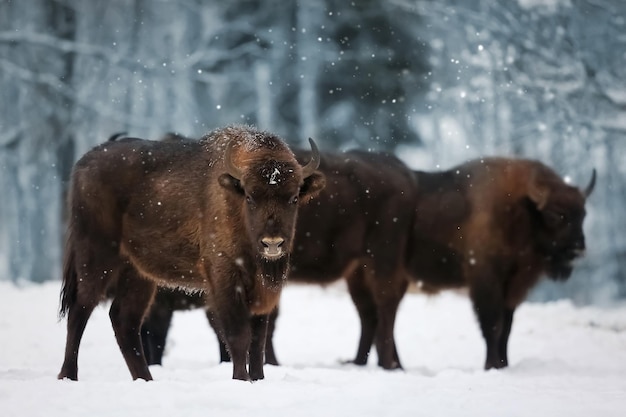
[233,371,252,382]
[249,366,265,381]
[341,358,368,366]
[57,367,78,381]
[380,361,403,371]
[484,360,508,370]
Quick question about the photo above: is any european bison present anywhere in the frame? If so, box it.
[57,125,325,381]
[140,155,594,372]
[266,156,594,370]
[140,148,418,369]
[285,149,417,369]
[404,157,595,369]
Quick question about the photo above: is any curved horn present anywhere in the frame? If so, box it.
[224,140,244,181]
[108,132,128,142]
[301,138,321,179]
[583,168,596,198]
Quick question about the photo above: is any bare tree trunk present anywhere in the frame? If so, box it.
[296,2,321,145]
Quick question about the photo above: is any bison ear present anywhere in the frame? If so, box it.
[299,171,326,204]
[218,173,244,195]
[528,173,549,210]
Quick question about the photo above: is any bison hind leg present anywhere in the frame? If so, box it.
[141,295,175,366]
[372,277,408,371]
[346,268,378,366]
[58,242,121,380]
[206,309,233,363]
[109,266,157,381]
[58,299,98,380]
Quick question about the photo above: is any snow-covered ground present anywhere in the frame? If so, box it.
[1,280,625,417]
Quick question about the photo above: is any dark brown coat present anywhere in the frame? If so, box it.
[406,157,595,369]
[140,156,594,372]
[57,125,325,381]
[282,149,417,368]
[140,149,418,369]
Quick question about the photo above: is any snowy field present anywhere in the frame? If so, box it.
[1,280,625,417]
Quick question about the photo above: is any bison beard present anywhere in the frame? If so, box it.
[258,256,290,291]
[545,258,575,281]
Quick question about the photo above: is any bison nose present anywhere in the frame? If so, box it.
[572,238,586,257]
[261,237,285,258]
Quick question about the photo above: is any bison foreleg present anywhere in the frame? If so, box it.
[498,308,515,367]
[470,278,507,370]
[212,311,274,371]
[249,314,269,380]
[264,307,280,365]
[218,302,253,381]
[109,273,157,381]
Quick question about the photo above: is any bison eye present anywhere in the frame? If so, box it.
[544,211,564,228]
[245,195,254,205]
[290,195,298,205]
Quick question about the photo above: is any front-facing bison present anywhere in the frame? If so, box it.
[57,125,325,381]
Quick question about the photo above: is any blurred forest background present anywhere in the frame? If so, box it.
[0,0,624,304]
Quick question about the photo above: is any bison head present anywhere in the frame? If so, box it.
[528,168,595,280]
[218,137,325,262]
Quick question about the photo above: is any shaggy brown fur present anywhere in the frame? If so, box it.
[140,149,417,369]
[405,157,595,369]
[139,156,594,372]
[57,125,325,381]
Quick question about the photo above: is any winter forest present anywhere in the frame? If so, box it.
[0,0,625,304]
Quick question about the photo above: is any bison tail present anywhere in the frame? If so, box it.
[58,233,77,319]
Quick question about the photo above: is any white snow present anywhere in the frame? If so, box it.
[269,167,281,185]
[1,280,626,416]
